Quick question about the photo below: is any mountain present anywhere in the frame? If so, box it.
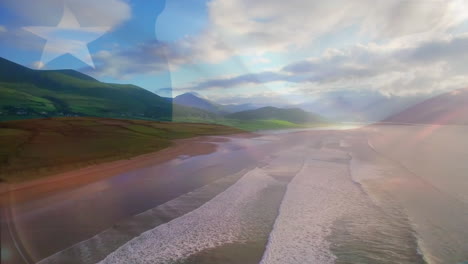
[174,92,228,114]
[384,88,468,125]
[226,106,325,124]
[297,91,428,122]
[174,92,263,114]
[222,103,261,113]
[0,57,175,121]
[0,57,225,123]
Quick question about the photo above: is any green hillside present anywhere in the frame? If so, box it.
[226,106,325,124]
[172,104,219,121]
[0,57,173,121]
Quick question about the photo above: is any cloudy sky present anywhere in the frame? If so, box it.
[1,0,468,104]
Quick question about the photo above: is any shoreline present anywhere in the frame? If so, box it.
[0,133,253,205]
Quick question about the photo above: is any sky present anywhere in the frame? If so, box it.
[1,0,468,105]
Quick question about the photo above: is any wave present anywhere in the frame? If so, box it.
[347,137,468,264]
[98,167,281,264]
[346,141,428,264]
[262,141,431,264]
[38,168,249,264]
[261,148,361,264]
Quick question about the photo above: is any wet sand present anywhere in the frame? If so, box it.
[0,136,240,205]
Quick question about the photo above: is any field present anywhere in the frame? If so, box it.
[0,117,244,182]
[173,116,305,130]
[216,119,307,131]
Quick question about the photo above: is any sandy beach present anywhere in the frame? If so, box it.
[0,134,253,205]
[2,126,468,264]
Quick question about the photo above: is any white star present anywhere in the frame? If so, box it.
[24,6,110,68]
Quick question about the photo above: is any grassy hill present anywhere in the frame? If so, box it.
[173,92,262,114]
[0,117,244,182]
[226,106,325,124]
[174,106,329,131]
[0,57,173,121]
[171,93,330,130]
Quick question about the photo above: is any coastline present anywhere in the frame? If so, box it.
[2,126,467,263]
[0,133,252,205]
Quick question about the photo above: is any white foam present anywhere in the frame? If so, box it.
[261,151,367,264]
[98,168,279,264]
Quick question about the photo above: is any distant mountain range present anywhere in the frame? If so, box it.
[173,90,430,123]
[173,92,260,114]
[4,56,460,128]
[172,92,327,125]
[385,88,468,125]
[0,57,325,129]
[294,91,429,122]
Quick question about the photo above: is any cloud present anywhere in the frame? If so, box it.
[190,0,468,63]
[0,25,7,33]
[66,0,131,27]
[183,33,468,96]
[211,90,299,106]
[88,0,468,79]
[88,34,235,78]
[89,43,173,79]
[191,71,287,90]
